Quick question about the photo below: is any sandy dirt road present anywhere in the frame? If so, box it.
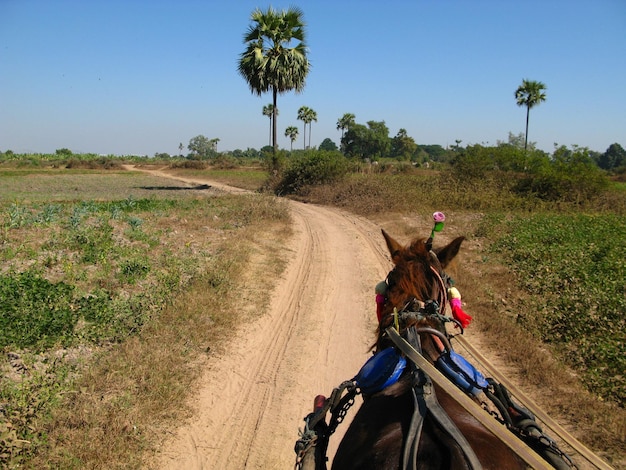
[129,166,390,468]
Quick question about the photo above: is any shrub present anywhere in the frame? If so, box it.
[274,150,348,195]
[513,146,608,203]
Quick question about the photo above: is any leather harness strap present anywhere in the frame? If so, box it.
[403,326,482,470]
[386,326,555,470]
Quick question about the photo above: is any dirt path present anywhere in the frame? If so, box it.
[125,166,600,470]
[127,166,389,468]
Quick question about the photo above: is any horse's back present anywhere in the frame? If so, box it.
[332,379,528,470]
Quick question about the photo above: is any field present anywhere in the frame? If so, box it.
[1,161,625,468]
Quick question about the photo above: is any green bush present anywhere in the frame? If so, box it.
[513,146,608,202]
[275,150,348,195]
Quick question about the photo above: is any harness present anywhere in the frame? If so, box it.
[295,236,577,470]
[295,302,580,470]
[399,324,483,470]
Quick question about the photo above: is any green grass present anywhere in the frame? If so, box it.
[487,213,626,405]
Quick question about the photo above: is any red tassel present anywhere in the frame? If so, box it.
[376,294,385,322]
[450,298,472,328]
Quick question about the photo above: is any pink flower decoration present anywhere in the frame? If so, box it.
[433,211,446,223]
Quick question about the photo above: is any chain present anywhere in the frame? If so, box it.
[327,381,358,437]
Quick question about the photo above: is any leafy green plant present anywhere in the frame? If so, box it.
[275,150,348,195]
[488,213,626,405]
[1,363,69,468]
[0,271,78,349]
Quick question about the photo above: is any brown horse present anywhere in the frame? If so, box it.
[295,229,574,470]
[329,230,530,470]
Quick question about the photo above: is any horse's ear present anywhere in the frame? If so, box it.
[382,229,403,263]
[435,236,465,268]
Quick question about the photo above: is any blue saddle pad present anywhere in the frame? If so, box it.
[354,347,406,395]
[436,350,489,396]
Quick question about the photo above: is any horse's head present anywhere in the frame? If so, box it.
[376,229,465,351]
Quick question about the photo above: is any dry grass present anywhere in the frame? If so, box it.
[35,227,289,469]
[0,168,291,469]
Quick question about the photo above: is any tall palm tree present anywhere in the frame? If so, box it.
[515,79,547,151]
[297,105,316,149]
[285,126,299,151]
[262,104,277,146]
[307,108,317,149]
[238,6,310,153]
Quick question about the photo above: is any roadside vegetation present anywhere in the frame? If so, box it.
[0,143,625,468]
[0,161,290,468]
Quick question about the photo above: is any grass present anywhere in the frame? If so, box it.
[0,168,291,468]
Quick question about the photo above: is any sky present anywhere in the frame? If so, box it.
[1,0,625,156]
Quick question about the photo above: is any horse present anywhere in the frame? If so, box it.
[296,228,574,470]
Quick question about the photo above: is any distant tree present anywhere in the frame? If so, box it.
[419,144,448,162]
[497,132,536,151]
[391,128,417,160]
[336,113,355,141]
[188,135,217,159]
[342,123,369,159]
[342,120,390,160]
[319,138,338,151]
[365,121,391,159]
[285,126,299,151]
[55,148,73,157]
[178,142,184,156]
[238,6,310,153]
[307,108,317,148]
[263,104,278,147]
[597,143,626,170]
[515,79,547,151]
[297,106,316,149]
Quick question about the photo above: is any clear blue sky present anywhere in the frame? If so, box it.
[1,0,625,156]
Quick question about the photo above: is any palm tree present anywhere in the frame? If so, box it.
[262,104,278,146]
[515,79,547,151]
[297,106,316,149]
[238,7,310,153]
[285,126,299,151]
[336,113,355,140]
[307,108,317,149]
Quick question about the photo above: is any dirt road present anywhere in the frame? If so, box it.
[128,166,389,468]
